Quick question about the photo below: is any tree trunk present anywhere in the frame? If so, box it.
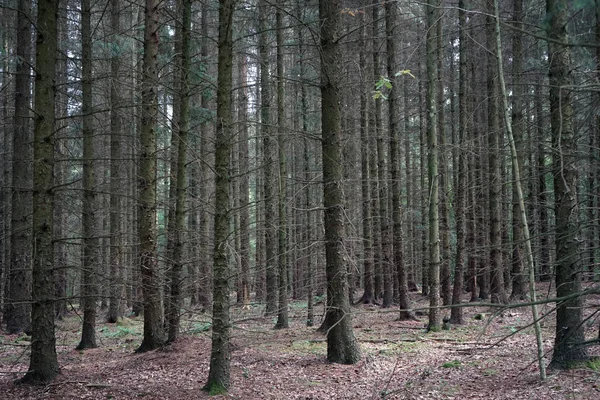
[358,9,374,305]
[21,0,60,383]
[319,0,361,365]
[166,0,192,343]
[204,0,234,393]
[7,0,32,335]
[137,0,165,353]
[450,0,468,325]
[259,0,277,317]
[106,0,124,324]
[486,3,506,304]
[426,0,442,332]
[238,53,250,309]
[77,0,98,350]
[386,1,413,320]
[371,0,383,302]
[547,0,588,369]
[275,5,289,329]
[510,0,526,300]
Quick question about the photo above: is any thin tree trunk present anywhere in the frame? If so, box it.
[275,5,289,329]
[358,9,374,305]
[107,0,124,323]
[450,0,468,325]
[259,0,277,316]
[426,0,441,332]
[510,0,527,300]
[493,0,545,378]
[486,3,506,304]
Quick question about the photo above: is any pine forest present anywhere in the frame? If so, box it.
[0,0,600,398]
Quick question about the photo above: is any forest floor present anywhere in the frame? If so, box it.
[1,283,600,399]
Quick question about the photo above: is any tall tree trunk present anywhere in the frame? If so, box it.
[54,3,69,320]
[107,0,124,323]
[166,0,192,343]
[547,0,589,369]
[371,0,383,301]
[77,0,98,350]
[358,9,374,305]
[386,1,413,319]
[487,3,507,304]
[450,0,468,325]
[21,0,60,383]
[437,9,452,308]
[275,5,289,329]
[319,0,361,365]
[238,53,250,308]
[137,0,165,353]
[510,0,526,300]
[259,0,277,316]
[426,0,442,332]
[204,0,234,393]
[7,0,32,335]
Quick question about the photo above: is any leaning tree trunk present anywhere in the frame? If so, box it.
[137,0,165,353]
[21,0,60,383]
[319,0,361,365]
[547,0,589,369]
[203,0,235,394]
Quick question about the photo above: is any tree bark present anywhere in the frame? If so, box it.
[21,0,60,383]
[487,2,507,304]
[166,0,192,343]
[450,0,468,325]
[77,0,98,350]
[106,0,124,324]
[204,0,235,393]
[137,0,165,353]
[319,0,361,364]
[259,0,277,316]
[275,4,289,329]
[7,0,32,335]
[547,0,588,369]
[386,1,413,320]
[426,0,442,332]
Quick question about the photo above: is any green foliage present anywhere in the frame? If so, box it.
[205,382,228,396]
[586,357,600,371]
[99,326,139,338]
[190,322,212,334]
[313,294,325,304]
[441,360,461,368]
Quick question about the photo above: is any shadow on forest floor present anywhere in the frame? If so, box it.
[1,283,599,399]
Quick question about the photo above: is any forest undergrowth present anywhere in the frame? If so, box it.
[1,283,599,399]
